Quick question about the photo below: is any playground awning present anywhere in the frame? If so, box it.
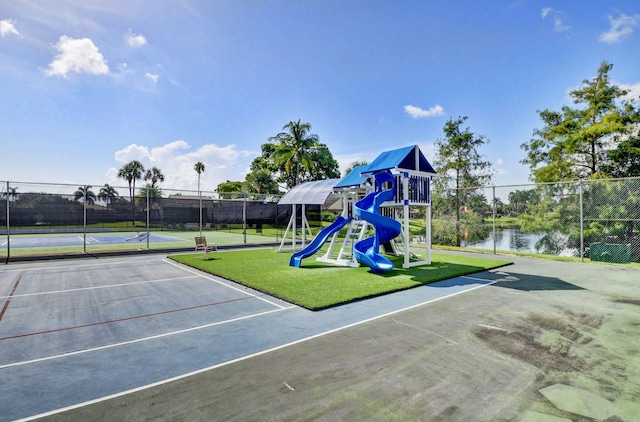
[334,164,371,188]
[278,178,341,205]
[364,145,436,175]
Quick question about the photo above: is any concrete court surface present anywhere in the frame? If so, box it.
[1,251,639,421]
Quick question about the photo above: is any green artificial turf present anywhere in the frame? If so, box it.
[169,248,512,310]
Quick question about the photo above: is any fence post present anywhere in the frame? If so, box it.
[243,192,247,244]
[579,180,584,263]
[146,188,150,249]
[83,186,87,253]
[5,181,9,263]
[492,186,497,255]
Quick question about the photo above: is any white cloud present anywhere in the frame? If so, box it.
[145,72,159,84]
[125,30,147,48]
[541,7,570,32]
[110,141,250,191]
[0,19,20,38]
[618,82,640,100]
[404,104,444,119]
[44,35,109,78]
[600,13,640,43]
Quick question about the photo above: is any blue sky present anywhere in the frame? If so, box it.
[1,1,639,192]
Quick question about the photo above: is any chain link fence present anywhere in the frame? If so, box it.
[432,177,640,263]
[0,181,328,261]
[3,178,639,263]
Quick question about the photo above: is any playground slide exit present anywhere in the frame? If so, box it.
[353,172,401,273]
[289,216,353,267]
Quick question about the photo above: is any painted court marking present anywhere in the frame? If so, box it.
[1,257,295,371]
[15,273,500,422]
[0,275,21,322]
[0,275,202,299]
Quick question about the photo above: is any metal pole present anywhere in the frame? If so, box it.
[243,192,247,244]
[492,186,497,255]
[198,180,203,238]
[5,182,10,263]
[579,180,584,263]
[83,186,87,253]
[146,188,150,249]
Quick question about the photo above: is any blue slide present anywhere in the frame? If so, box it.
[353,172,401,273]
[290,216,353,267]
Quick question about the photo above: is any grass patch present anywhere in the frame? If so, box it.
[168,249,512,310]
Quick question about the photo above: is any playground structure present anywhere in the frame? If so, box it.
[280,145,436,273]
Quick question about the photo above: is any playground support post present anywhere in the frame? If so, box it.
[402,172,410,269]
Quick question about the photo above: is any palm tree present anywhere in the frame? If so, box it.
[144,167,165,188]
[245,168,279,194]
[270,120,320,189]
[138,184,163,206]
[98,184,119,212]
[194,162,205,236]
[1,187,19,202]
[118,160,145,225]
[74,186,97,205]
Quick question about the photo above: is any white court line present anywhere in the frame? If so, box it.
[0,306,294,370]
[0,275,201,299]
[149,233,186,241]
[15,275,499,422]
[163,258,289,310]
[0,257,168,273]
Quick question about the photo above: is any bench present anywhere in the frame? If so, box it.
[194,236,217,256]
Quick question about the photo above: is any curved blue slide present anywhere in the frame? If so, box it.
[353,172,401,273]
[290,216,353,267]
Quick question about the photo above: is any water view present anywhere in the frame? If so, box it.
[461,229,544,254]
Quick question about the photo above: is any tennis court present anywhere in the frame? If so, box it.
[3,232,184,249]
[1,251,639,421]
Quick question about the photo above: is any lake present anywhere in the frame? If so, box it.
[461,228,544,254]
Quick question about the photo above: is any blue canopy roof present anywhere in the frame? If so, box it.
[364,145,436,174]
[334,164,371,188]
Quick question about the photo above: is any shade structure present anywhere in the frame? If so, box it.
[278,178,341,206]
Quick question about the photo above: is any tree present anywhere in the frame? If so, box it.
[194,162,205,236]
[245,168,280,195]
[98,184,119,211]
[144,167,165,188]
[74,186,96,205]
[343,160,369,177]
[117,160,145,225]
[138,184,163,203]
[1,187,19,202]
[433,116,493,246]
[268,120,339,189]
[216,180,245,199]
[601,126,640,177]
[521,61,638,182]
[507,189,537,215]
